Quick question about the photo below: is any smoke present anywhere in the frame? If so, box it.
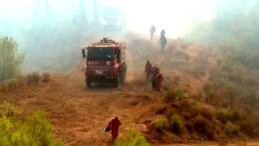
[1,0,258,73]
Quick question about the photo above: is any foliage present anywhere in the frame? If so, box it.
[174,87,186,100]
[154,116,168,132]
[113,129,150,146]
[224,121,240,136]
[0,101,62,146]
[1,79,18,91]
[0,37,24,83]
[170,114,184,134]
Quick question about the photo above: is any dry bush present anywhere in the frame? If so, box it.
[26,72,40,85]
[181,112,193,120]
[224,121,240,136]
[240,116,259,137]
[179,99,191,109]
[193,115,215,140]
[164,107,176,119]
[181,104,199,119]
[199,108,214,121]
[170,114,184,134]
[153,104,167,115]
[42,73,50,82]
[164,90,176,102]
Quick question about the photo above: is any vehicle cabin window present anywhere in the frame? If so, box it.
[87,47,114,61]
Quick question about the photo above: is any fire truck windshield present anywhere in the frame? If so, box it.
[87,47,114,61]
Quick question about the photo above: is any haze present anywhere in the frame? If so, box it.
[0,0,217,37]
[0,0,258,72]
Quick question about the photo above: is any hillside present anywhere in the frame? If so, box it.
[0,33,259,146]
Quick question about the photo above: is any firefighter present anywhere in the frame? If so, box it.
[145,61,152,81]
[160,29,165,37]
[149,25,156,39]
[107,117,121,142]
[159,35,167,53]
[152,66,163,92]
[151,65,159,90]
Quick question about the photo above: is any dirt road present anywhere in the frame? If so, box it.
[0,70,162,145]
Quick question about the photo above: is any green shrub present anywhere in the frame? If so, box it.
[0,102,62,146]
[26,72,40,85]
[174,87,185,100]
[170,114,184,134]
[0,101,21,118]
[2,79,18,90]
[113,129,150,146]
[216,110,228,123]
[224,121,240,136]
[154,117,168,132]
[216,109,243,123]
[0,37,24,82]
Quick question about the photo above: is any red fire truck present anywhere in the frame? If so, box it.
[82,38,127,87]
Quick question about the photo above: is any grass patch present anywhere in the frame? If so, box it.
[113,128,150,146]
[170,114,184,134]
[154,116,168,132]
[224,121,240,136]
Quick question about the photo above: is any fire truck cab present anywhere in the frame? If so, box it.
[82,38,127,87]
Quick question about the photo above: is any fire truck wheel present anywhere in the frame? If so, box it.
[114,76,120,87]
[86,78,91,88]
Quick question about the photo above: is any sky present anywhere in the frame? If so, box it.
[0,0,219,38]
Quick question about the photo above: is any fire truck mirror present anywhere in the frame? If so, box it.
[82,48,86,58]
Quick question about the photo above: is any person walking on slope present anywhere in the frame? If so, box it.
[150,25,156,39]
[152,66,163,92]
[145,60,153,81]
[160,29,165,37]
[106,117,121,142]
[159,35,167,53]
[151,65,159,90]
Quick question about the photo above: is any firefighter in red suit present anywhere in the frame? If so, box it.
[154,67,163,92]
[108,117,121,141]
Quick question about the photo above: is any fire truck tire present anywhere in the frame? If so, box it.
[114,76,120,87]
[86,78,91,88]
